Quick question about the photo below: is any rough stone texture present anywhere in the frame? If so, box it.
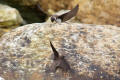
[0,22,120,80]
[0,4,23,27]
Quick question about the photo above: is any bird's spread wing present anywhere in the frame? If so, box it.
[58,4,79,22]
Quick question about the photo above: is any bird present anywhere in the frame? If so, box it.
[49,41,72,72]
[50,4,79,23]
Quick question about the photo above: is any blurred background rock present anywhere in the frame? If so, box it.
[0,0,120,37]
[0,0,47,37]
[14,0,120,26]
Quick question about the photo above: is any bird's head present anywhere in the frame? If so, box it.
[50,15,58,22]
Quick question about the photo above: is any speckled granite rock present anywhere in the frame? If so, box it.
[0,23,120,80]
[0,4,23,27]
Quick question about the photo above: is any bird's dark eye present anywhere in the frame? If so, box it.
[51,16,56,22]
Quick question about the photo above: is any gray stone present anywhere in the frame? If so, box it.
[0,22,120,80]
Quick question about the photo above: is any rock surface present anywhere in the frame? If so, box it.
[0,4,23,27]
[0,22,120,80]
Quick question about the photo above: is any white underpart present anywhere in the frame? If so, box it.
[56,18,62,24]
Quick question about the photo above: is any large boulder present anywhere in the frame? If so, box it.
[0,22,120,80]
[0,4,23,28]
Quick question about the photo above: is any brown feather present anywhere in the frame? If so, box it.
[58,4,79,22]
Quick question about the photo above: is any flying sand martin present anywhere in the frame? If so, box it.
[50,4,79,23]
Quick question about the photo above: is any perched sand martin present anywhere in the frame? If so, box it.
[51,4,79,23]
[49,41,71,72]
